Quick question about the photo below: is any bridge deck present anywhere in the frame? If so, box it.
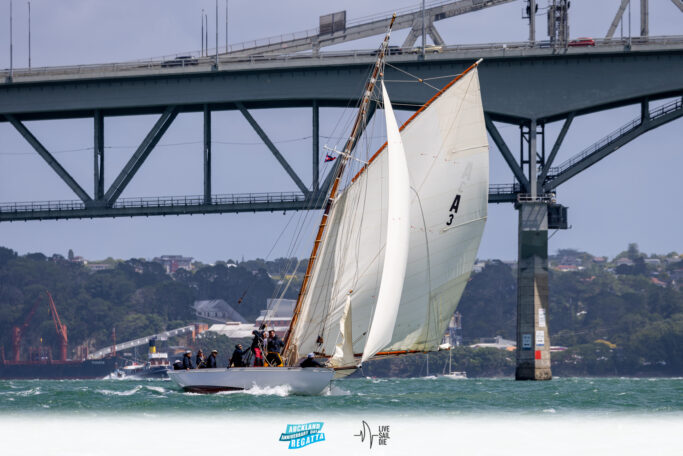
[3,36,682,85]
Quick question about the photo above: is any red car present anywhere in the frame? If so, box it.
[568,37,596,47]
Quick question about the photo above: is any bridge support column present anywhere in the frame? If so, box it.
[94,110,104,200]
[516,201,552,380]
[312,101,319,192]
[203,104,212,204]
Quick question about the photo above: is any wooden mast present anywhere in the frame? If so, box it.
[283,14,397,364]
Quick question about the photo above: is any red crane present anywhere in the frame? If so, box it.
[46,291,68,362]
[11,298,41,362]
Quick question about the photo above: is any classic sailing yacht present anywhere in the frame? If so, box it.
[167,16,488,395]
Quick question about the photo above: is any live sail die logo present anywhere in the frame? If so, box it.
[279,422,326,449]
[354,420,390,448]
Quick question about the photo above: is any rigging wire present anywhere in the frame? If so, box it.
[384,62,441,92]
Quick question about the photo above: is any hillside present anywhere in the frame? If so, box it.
[0,245,680,376]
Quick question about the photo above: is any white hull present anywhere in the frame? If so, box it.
[441,371,467,379]
[167,367,334,395]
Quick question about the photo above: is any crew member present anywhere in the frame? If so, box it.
[250,328,267,366]
[250,328,265,353]
[300,353,322,368]
[253,347,264,367]
[205,349,218,368]
[195,349,205,368]
[230,344,246,367]
[267,330,284,353]
[266,330,284,366]
[182,350,194,369]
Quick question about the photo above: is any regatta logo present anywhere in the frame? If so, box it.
[279,422,326,449]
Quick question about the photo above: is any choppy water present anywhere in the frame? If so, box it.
[1,377,681,416]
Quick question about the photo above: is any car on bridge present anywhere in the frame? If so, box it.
[161,55,199,68]
[568,37,596,47]
[373,45,404,56]
[407,45,443,54]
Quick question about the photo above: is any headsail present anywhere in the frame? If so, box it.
[360,82,411,364]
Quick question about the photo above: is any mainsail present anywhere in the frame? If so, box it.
[286,60,488,365]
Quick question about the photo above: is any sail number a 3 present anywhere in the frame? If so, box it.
[446,195,461,226]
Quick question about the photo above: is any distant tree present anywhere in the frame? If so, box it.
[68,249,74,261]
[0,247,17,267]
[25,252,47,262]
[627,243,641,260]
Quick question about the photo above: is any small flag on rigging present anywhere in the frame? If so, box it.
[324,154,336,162]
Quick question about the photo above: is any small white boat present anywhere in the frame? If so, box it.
[439,348,467,379]
[167,367,333,395]
[441,371,467,380]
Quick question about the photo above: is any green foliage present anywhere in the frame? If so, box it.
[457,261,516,341]
[456,260,682,376]
[0,250,281,360]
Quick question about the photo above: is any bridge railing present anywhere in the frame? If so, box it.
[0,199,86,213]
[0,191,310,214]
[547,98,683,177]
[489,183,521,195]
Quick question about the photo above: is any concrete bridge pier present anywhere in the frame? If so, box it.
[515,201,552,380]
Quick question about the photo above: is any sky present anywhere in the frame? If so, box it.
[0,0,681,263]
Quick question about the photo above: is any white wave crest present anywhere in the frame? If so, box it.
[96,386,142,396]
[323,384,351,396]
[238,384,292,397]
[144,386,167,394]
[13,387,42,397]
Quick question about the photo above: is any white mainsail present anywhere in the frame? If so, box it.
[287,64,488,363]
[360,82,411,364]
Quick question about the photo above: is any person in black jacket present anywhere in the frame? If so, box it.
[195,349,205,368]
[267,330,284,353]
[300,353,322,368]
[230,344,246,367]
[205,350,218,368]
[182,351,194,370]
[251,329,265,352]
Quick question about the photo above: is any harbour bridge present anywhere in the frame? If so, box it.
[1,0,682,380]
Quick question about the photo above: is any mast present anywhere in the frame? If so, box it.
[283,14,397,363]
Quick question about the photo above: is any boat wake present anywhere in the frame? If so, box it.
[230,384,293,397]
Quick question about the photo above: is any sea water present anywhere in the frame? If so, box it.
[1,377,681,455]
[1,376,680,415]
